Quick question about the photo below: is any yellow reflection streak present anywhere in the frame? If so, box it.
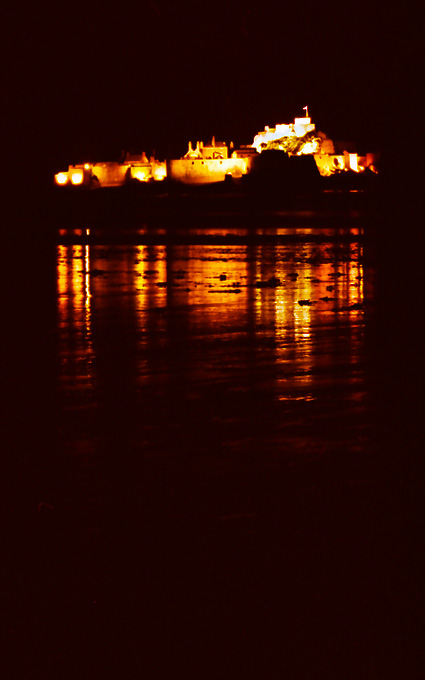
[184,246,249,320]
[348,244,364,308]
[252,239,366,394]
[293,274,313,343]
[274,295,287,339]
[156,246,167,293]
[57,243,92,349]
[57,245,68,304]
[72,244,84,306]
[133,245,168,311]
[134,245,148,311]
[84,245,92,344]
[85,244,91,306]
[57,245,86,317]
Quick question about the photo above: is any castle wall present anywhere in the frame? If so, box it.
[91,163,129,186]
[129,165,152,182]
[167,158,250,184]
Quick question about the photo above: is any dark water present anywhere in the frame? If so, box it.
[3,193,422,679]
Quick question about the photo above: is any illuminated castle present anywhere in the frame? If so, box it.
[54,153,166,188]
[252,108,319,155]
[54,109,378,187]
[166,137,255,184]
[251,109,378,176]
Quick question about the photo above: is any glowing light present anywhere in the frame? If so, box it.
[70,169,84,185]
[348,154,359,172]
[152,164,167,181]
[55,172,68,185]
[132,168,150,182]
[85,244,91,307]
[56,245,93,385]
[299,140,320,155]
[84,163,90,170]
[57,245,68,301]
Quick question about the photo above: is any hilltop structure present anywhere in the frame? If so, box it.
[252,112,378,176]
[252,115,319,154]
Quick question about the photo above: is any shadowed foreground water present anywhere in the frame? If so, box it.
[3,203,422,679]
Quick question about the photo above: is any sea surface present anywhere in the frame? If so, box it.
[3,188,421,679]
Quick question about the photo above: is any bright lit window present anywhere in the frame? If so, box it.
[70,170,84,185]
[55,172,68,185]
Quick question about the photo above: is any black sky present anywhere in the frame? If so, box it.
[4,0,418,177]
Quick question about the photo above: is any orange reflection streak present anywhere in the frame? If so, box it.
[57,244,93,369]
[293,271,313,341]
[57,245,68,304]
[133,245,168,309]
[130,245,170,382]
[182,245,249,320]
[252,246,266,325]
[84,244,92,339]
[348,244,364,308]
[72,244,84,301]
[57,245,87,319]
[155,246,167,287]
[251,240,366,393]
[134,245,148,311]
[85,244,91,306]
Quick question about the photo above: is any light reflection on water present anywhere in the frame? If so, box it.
[10,186,410,680]
[58,225,363,240]
[56,225,375,459]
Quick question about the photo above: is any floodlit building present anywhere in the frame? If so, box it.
[166,138,254,184]
[54,153,166,188]
[252,116,318,154]
[54,109,379,187]
[251,112,378,177]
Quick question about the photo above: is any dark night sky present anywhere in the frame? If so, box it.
[4,1,419,178]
